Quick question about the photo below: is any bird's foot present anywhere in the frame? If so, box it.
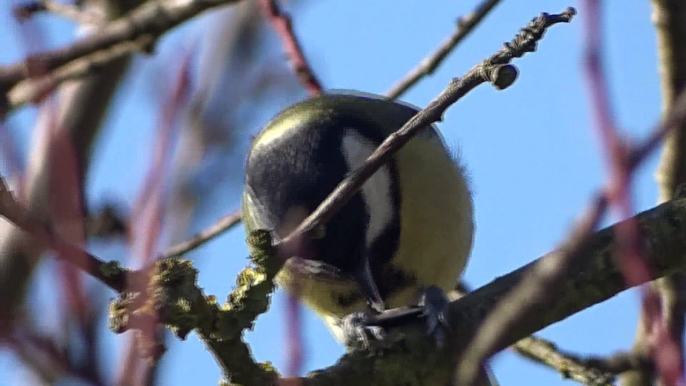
[340,286,451,349]
[418,285,452,348]
[340,311,390,349]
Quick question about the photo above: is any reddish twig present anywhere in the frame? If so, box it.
[456,4,686,383]
[40,96,105,385]
[583,0,684,384]
[117,46,193,386]
[259,0,323,96]
[0,177,130,292]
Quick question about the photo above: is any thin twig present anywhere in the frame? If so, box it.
[0,177,130,292]
[454,284,618,385]
[514,338,655,385]
[163,210,242,258]
[513,336,615,385]
[583,351,654,375]
[0,0,246,99]
[386,0,501,99]
[283,8,576,247]
[5,34,155,114]
[259,0,322,96]
[13,0,103,26]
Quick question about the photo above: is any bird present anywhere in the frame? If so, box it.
[242,90,476,345]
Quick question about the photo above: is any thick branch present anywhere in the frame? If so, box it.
[298,195,686,385]
[0,0,246,101]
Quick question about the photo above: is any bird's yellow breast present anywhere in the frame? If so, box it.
[274,129,474,318]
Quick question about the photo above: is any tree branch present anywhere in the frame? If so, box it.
[0,0,247,113]
[513,336,615,385]
[294,194,686,385]
[13,0,104,26]
[283,8,576,246]
[385,0,502,100]
[5,171,686,385]
[0,178,131,292]
[259,0,323,96]
[5,34,154,114]
[631,0,686,385]
[162,210,242,258]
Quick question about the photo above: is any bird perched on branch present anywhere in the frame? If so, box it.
[242,91,493,383]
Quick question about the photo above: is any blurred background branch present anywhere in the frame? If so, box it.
[628,0,686,385]
[0,0,140,332]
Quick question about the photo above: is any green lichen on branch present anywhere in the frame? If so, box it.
[107,231,280,385]
[221,229,281,333]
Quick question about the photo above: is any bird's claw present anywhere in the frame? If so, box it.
[418,285,452,348]
[341,286,452,349]
[341,311,388,349]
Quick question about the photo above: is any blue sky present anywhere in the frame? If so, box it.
[0,0,671,385]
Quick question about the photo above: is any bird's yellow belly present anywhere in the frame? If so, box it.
[277,133,474,320]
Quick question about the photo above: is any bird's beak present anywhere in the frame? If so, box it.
[355,257,385,313]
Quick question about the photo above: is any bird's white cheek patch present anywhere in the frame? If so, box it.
[340,130,394,248]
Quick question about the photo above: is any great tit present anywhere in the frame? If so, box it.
[242,91,474,344]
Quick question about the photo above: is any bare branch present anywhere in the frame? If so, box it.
[631,1,686,385]
[5,34,154,114]
[513,336,615,385]
[5,169,686,385]
[454,284,619,385]
[0,0,247,109]
[0,178,131,292]
[283,8,576,246]
[163,210,242,257]
[259,0,323,96]
[386,0,501,99]
[13,0,103,26]
[296,193,686,385]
